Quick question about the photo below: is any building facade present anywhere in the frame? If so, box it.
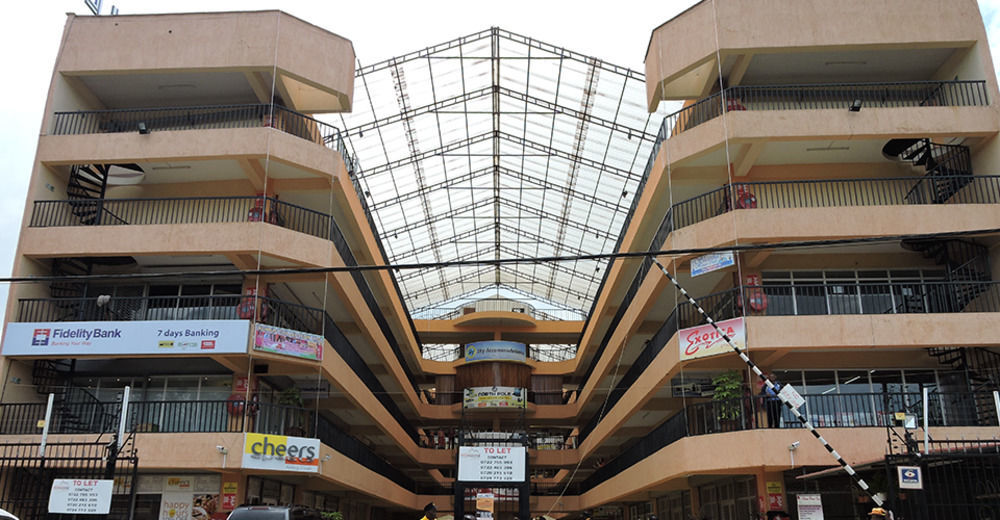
[1,1,1000,519]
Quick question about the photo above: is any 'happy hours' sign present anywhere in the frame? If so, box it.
[457,446,526,482]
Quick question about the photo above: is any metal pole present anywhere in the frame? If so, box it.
[38,392,55,457]
[923,387,929,455]
[993,390,1000,427]
[117,386,130,450]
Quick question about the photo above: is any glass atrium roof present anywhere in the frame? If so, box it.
[337,28,670,322]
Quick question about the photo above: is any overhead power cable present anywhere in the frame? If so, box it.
[2,227,998,284]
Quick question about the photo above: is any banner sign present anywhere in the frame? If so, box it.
[464,341,526,363]
[458,446,526,482]
[4,320,250,357]
[463,387,526,409]
[159,492,192,520]
[242,433,319,473]
[49,479,113,514]
[898,466,923,489]
[679,317,746,361]
[253,323,323,361]
[690,251,735,277]
[796,494,824,520]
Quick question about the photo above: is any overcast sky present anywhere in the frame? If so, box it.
[1,0,999,318]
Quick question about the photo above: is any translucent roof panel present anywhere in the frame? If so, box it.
[337,28,671,320]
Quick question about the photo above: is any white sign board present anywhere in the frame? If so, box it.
[778,384,806,410]
[690,251,735,277]
[3,320,251,357]
[796,494,824,520]
[898,466,923,490]
[679,318,746,361]
[242,433,320,473]
[159,492,192,520]
[457,446,526,482]
[49,479,113,514]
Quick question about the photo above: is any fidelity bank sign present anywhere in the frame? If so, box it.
[2,320,251,356]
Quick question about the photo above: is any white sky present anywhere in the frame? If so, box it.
[0,0,999,318]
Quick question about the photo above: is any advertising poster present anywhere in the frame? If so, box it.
[253,323,323,361]
[464,341,526,363]
[457,446,526,482]
[48,479,113,514]
[192,494,219,520]
[796,494,824,520]
[4,320,251,357]
[160,492,193,520]
[678,317,746,361]
[463,387,526,409]
[690,251,735,277]
[221,482,238,511]
[242,433,320,473]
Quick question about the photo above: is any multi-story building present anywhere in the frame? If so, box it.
[1,1,999,520]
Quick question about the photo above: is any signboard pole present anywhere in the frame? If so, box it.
[39,392,55,457]
[117,386,130,450]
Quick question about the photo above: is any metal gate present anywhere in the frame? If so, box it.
[886,441,1000,519]
[0,434,138,520]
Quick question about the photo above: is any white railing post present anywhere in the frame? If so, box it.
[923,387,930,455]
[993,390,1000,427]
[117,386,130,450]
[39,393,55,457]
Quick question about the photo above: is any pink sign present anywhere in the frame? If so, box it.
[253,323,323,361]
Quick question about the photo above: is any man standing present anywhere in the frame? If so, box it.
[421,503,437,520]
[762,373,783,428]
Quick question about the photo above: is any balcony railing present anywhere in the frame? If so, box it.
[30,196,334,238]
[677,280,1000,330]
[17,294,323,335]
[50,103,356,169]
[0,398,415,491]
[686,391,997,435]
[582,389,997,492]
[661,80,989,138]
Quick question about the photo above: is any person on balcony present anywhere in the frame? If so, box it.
[760,373,783,428]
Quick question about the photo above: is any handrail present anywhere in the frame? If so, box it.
[659,79,989,139]
[15,294,323,333]
[50,103,355,169]
[581,390,998,492]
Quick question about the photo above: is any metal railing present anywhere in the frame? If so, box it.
[677,281,1000,330]
[50,103,355,168]
[687,391,997,435]
[580,389,997,493]
[30,196,335,239]
[17,294,324,335]
[661,80,989,138]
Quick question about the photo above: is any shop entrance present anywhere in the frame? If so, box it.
[0,434,139,520]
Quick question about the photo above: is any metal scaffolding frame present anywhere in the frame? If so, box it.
[338,27,670,362]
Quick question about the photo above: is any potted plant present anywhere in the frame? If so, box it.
[278,387,307,437]
[711,370,745,430]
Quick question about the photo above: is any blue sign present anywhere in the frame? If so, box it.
[464,341,527,363]
[691,251,735,277]
[898,466,923,489]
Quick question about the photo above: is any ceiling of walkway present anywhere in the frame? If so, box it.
[337,27,670,324]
